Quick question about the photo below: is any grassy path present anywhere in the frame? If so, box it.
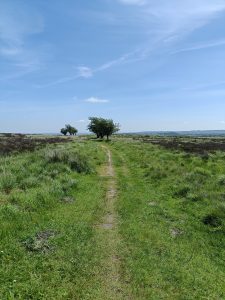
[94,145,131,299]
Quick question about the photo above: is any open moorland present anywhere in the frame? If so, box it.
[0,135,225,299]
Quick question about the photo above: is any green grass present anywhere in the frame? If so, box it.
[0,140,107,299]
[110,140,225,299]
[1,137,225,299]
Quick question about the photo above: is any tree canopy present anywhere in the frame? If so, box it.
[60,124,78,136]
[87,117,120,140]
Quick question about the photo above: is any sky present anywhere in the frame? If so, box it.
[1,0,225,133]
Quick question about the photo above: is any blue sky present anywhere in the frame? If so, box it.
[1,0,225,133]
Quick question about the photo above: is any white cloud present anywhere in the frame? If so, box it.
[84,97,110,103]
[77,66,93,78]
[76,119,87,123]
[220,121,225,124]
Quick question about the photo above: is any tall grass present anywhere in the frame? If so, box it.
[0,140,106,299]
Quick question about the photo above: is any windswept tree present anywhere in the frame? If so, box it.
[70,127,78,136]
[60,124,78,136]
[60,128,68,136]
[88,117,120,140]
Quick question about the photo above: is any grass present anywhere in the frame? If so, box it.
[0,140,107,299]
[0,136,225,299]
[110,139,225,299]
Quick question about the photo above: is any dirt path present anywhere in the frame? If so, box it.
[95,145,131,299]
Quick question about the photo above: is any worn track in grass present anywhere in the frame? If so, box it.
[94,145,131,299]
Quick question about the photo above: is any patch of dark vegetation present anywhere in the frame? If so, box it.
[174,185,190,197]
[217,175,225,185]
[23,230,56,253]
[202,214,222,227]
[0,135,71,156]
[202,207,225,228]
[139,136,225,154]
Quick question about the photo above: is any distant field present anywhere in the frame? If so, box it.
[0,136,225,299]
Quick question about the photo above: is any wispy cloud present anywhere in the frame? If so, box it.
[35,0,225,88]
[182,80,225,92]
[37,49,141,87]
[172,39,225,54]
[96,50,140,71]
[77,66,93,78]
[0,1,44,79]
[84,97,110,103]
[118,0,225,45]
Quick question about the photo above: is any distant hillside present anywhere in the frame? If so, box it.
[124,130,225,137]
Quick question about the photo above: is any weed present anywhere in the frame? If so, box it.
[0,204,20,219]
[186,193,203,202]
[194,167,211,176]
[0,171,17,193]
[23,230,56,253]
[217,175,225,185]
[174,185,190,197]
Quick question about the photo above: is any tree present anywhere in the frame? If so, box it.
[60,124,78,136]
[87,117,120,140]
[70,127,78,136]
[61,128,68,136]
[87,117,102,138]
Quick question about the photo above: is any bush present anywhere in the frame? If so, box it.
[44,149,92,174]
[68,154,92,173]
[44,149,69,163]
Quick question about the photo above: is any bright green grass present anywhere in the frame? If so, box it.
[0,140,107,299]
[111,140,225,300]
